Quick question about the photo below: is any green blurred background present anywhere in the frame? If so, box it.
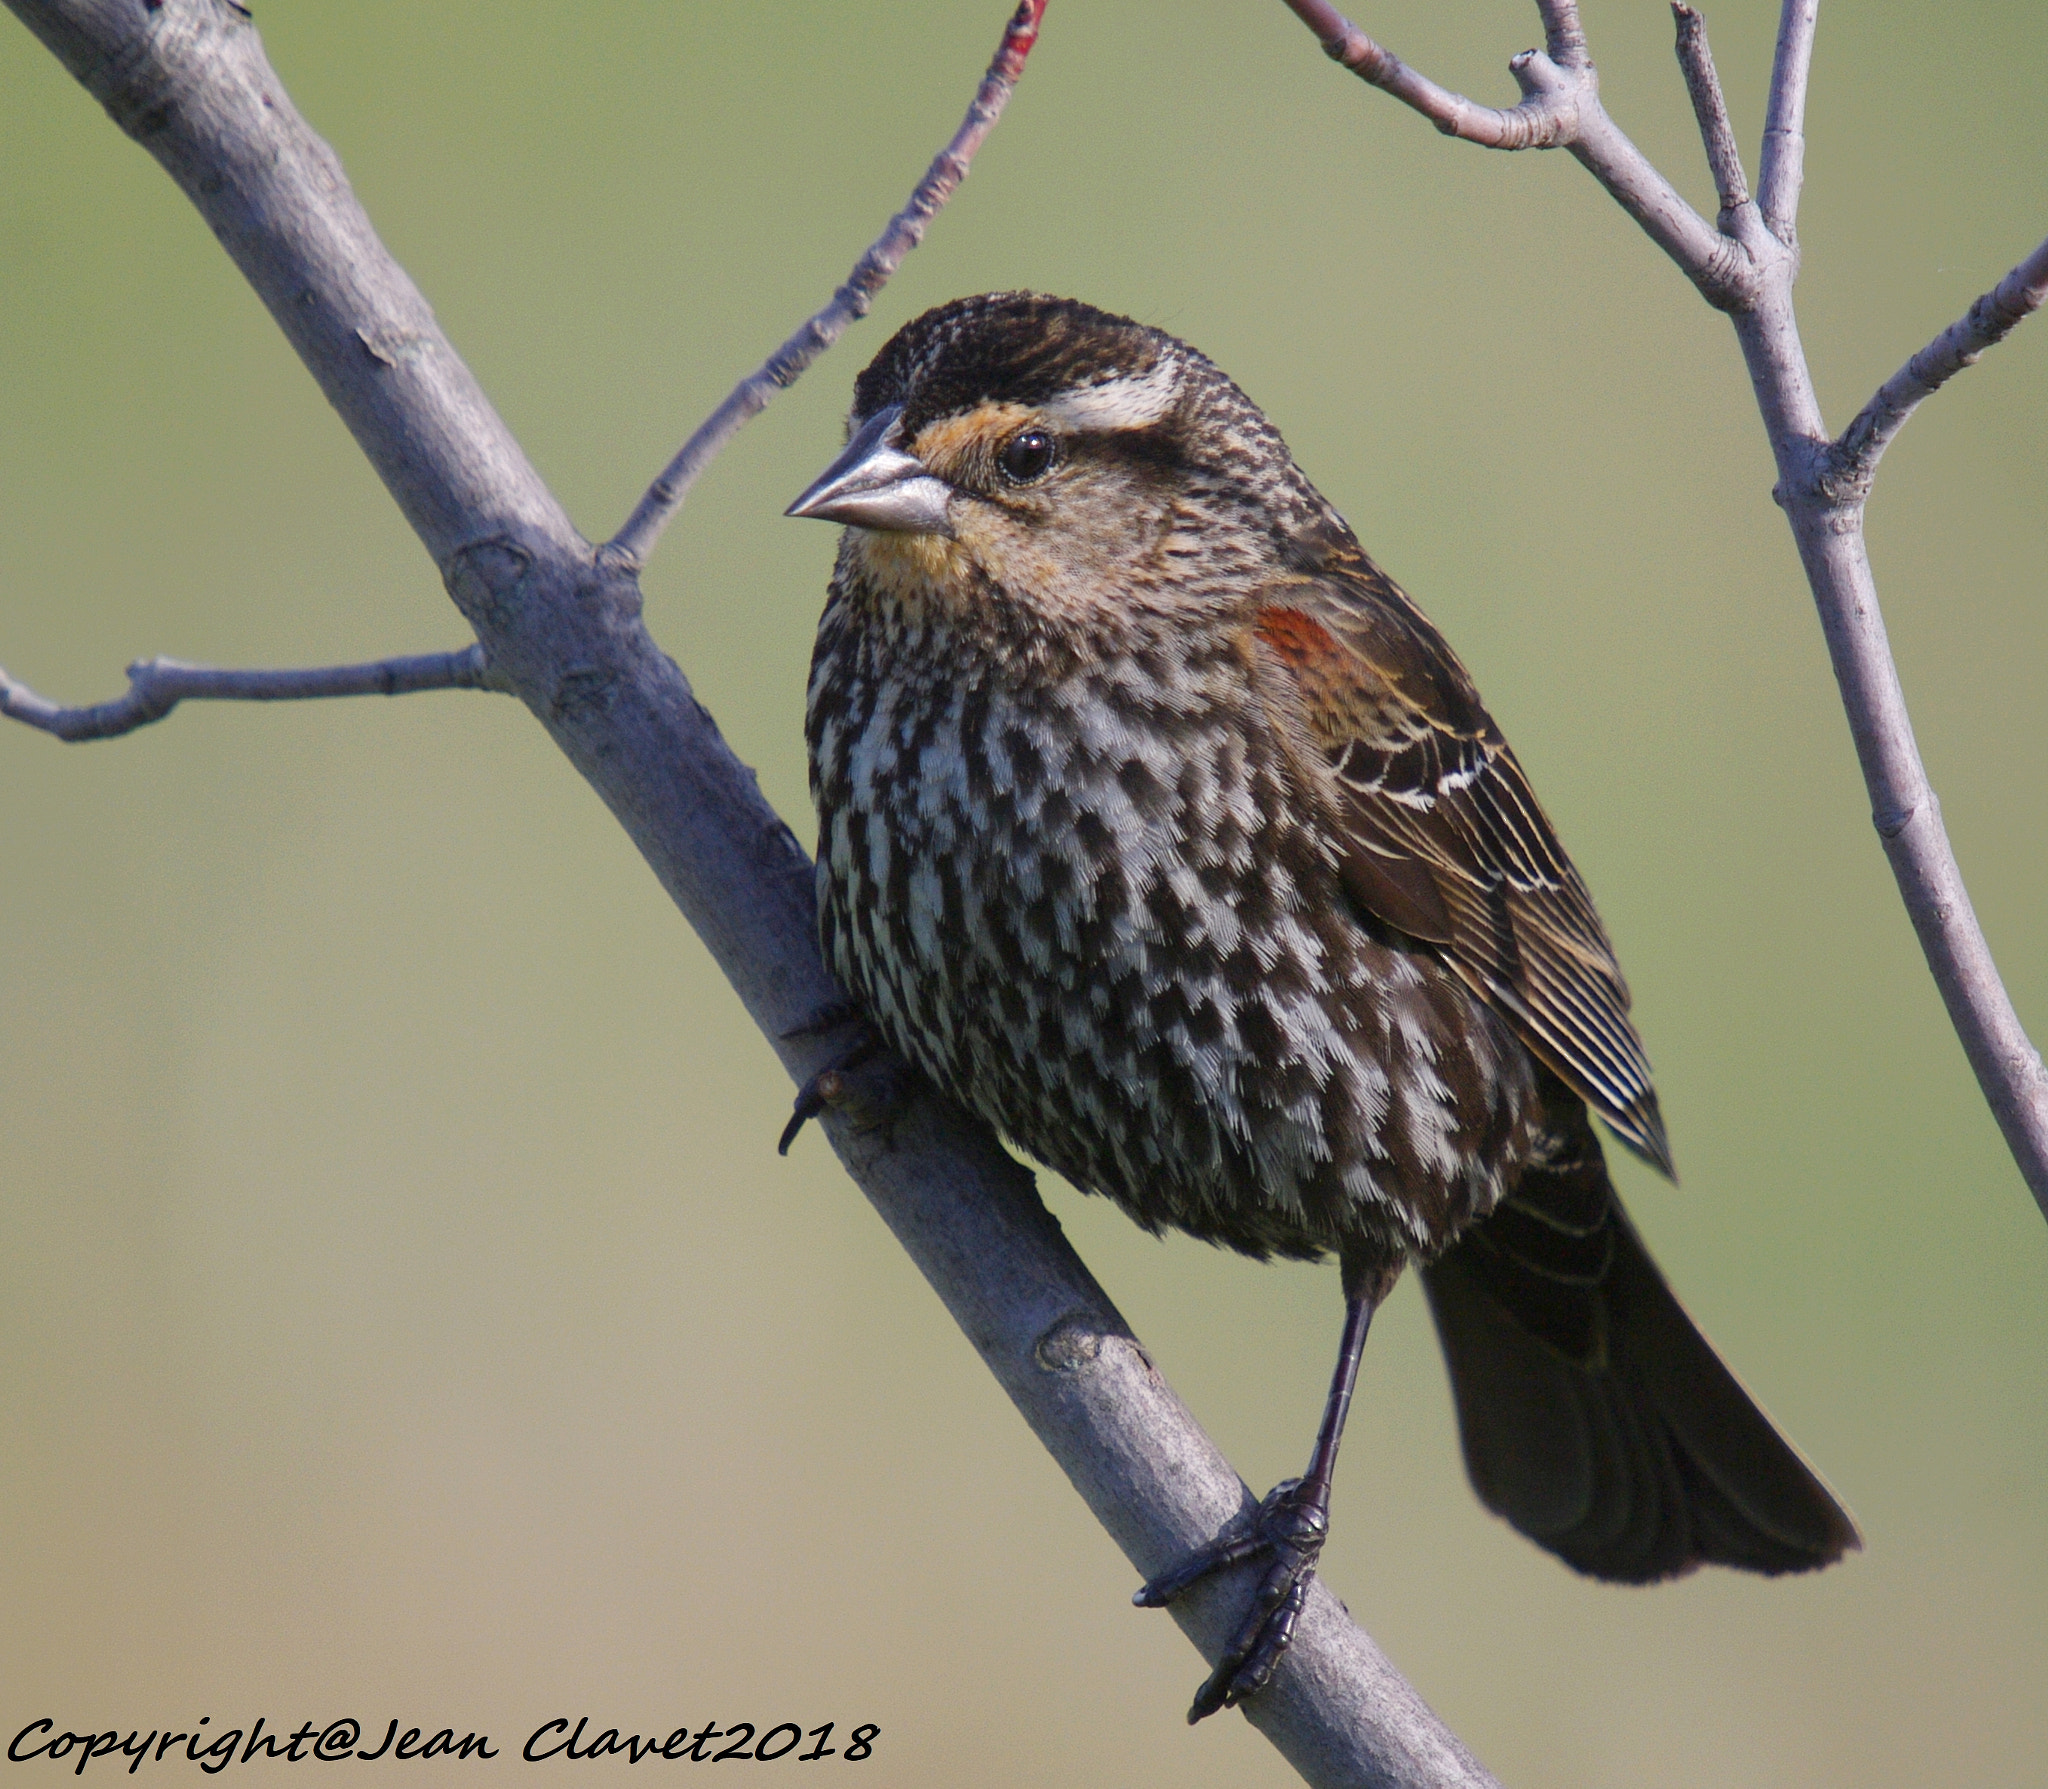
[3,2,2044,1783]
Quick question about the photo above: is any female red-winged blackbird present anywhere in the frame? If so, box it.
[787,292,1857,1721]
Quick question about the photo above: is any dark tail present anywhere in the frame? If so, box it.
[1418,1077,1860,1582]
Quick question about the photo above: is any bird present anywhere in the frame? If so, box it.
[783,291,1858,1723]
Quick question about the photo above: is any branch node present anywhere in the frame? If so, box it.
[1034,1311,1112,1376]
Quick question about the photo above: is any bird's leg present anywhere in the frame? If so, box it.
[1137,1254,1397,1722]
[777,1014,917,1155]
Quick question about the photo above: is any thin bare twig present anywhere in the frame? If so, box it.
[1757,0,1819,242]
[602,0,1046,572]
[1672,4,1749,213]
[0,646,494,742]
[1277,0,1754,308]
[1834,233,2048,493]
[1279,0,2048,1219]
[1280,0,1579,148]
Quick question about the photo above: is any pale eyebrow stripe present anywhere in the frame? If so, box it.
[1040,360,1181,431]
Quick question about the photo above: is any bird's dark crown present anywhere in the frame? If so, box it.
[854,292,1177,437]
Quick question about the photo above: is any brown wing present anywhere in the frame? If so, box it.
[1255,564,1674,1179]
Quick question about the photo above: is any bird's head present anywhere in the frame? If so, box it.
[787,293,1342,634]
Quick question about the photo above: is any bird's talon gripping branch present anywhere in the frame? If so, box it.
[777,1023,914,1153]
[1139,1475,1333,1720]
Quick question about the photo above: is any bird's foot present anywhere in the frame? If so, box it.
[777,1019,915,1154]
[1135,1477,1329,1722]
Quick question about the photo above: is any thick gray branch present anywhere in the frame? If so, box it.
[0,646,493,741]
[2,0,1498,1780]
[1281,0,2048,1220]
[603,0,1046,573]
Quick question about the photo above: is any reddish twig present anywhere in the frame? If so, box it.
[603,0,1048,572]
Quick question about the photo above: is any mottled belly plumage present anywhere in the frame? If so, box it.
[808,614,1538,1269]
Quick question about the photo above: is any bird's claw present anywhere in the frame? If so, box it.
[778,1075,836,1155]
[1135,1477,1330,1722]
[777,1020,915,1154]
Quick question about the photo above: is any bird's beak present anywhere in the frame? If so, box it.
[785,405,955,536]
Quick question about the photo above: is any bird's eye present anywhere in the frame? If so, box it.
[998,429,1057,484]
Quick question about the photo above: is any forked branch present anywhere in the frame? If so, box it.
[2,0,1046,728]
[1277,0,2048,1219]
[1280,0,1752,306]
